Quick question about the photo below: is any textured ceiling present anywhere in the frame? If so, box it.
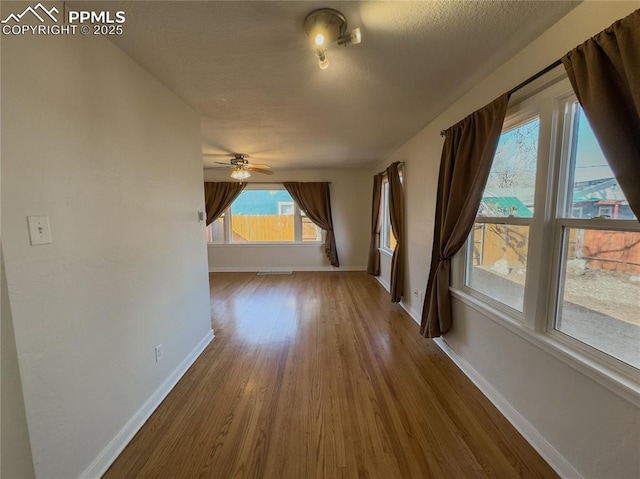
[78,1,579,170]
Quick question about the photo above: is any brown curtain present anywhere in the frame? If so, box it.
[366,173,384,276]
[420,94,509,338]
[561,9,640,218]
[387,163,405,302]
[283,182,339,267]
[203,182,246,226]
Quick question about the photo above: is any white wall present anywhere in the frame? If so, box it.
[373,2,640,477]
[1,250,35,479]
[203,168,370,271]
[2,31,213,478]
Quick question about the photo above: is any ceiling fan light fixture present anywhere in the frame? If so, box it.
[230,167,250,180]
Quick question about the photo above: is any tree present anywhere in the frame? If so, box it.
[487,119,538,189]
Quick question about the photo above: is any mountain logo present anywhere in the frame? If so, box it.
[1,3,59,24]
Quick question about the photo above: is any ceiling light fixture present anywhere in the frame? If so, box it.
[315,47,329,70]
[230,166,250,180]
[303,8,362,70]
[337,27,361,46]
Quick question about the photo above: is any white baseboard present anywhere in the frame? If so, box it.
[374,275,390,292]
[399,300,421,326]
[397,299,578,477]
[80,330,215,479]
[375,281,422,327]
[373,286,577,476]
[209,266,366,273]
[432,337,581,479]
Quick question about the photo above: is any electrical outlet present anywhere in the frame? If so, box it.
[413,289,423,302]
[155,344,163,362]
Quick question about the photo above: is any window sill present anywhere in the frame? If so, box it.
[450,287,640,408]
[379,248,394,258]
[208,242,323,247]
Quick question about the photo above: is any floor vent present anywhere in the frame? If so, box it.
[257,271,293,275]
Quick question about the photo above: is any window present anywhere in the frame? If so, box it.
[301,210,322,242]
[552,100,639,370]
[380,171,402,252]
[278,202,294,215]
[571,207,584,218]
[207,212,225,244]
[206,185,322,244]
[459,79,639,381]
[466,116,539,312]
[597,205,614,218]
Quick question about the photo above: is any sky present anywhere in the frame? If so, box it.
[574,107,615,183]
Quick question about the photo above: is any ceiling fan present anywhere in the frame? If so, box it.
[204,153,274,179]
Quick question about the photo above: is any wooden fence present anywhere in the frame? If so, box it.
[472,224,529,268]
[232,215,295,242]
[580,230,640,274]
[472,225,640,274]
[207,215,320,242]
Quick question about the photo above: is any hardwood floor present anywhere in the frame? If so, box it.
[105,272,557,478]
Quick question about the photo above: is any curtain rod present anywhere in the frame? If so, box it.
[507,59,562,97]
[377,161,404,176]
[440,59,563,137]
[203,180,332,184]
[235,181,332,184]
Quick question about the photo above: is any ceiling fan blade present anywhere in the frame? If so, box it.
[250,168,274,175]
[246,163,270,169]
[212,162,234,166]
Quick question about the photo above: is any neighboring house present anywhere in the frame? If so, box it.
[231,190,294,216]
[572,178,635,219]
[479,196,532,217]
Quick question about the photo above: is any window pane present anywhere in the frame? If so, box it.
[555,228,640,369]
[466,224,530,311]
[206,216,225,244]
[389,229,397,251]
[564,106,636,220]
[383,221,390,249]
[301,212,322,242]
[278,202,294,215]
[382,181,391,249]
[480,118,539,218]
[380,181,398,250]
[230,190,294,242]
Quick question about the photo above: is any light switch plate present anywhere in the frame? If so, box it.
[28,216,52,245]
[155,344,163,362]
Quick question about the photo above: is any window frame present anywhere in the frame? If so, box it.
[462,106,541,318]
[545,93,640,375]
[206,183,323,246]
[451,76,640,404]
[380,179,393,254]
